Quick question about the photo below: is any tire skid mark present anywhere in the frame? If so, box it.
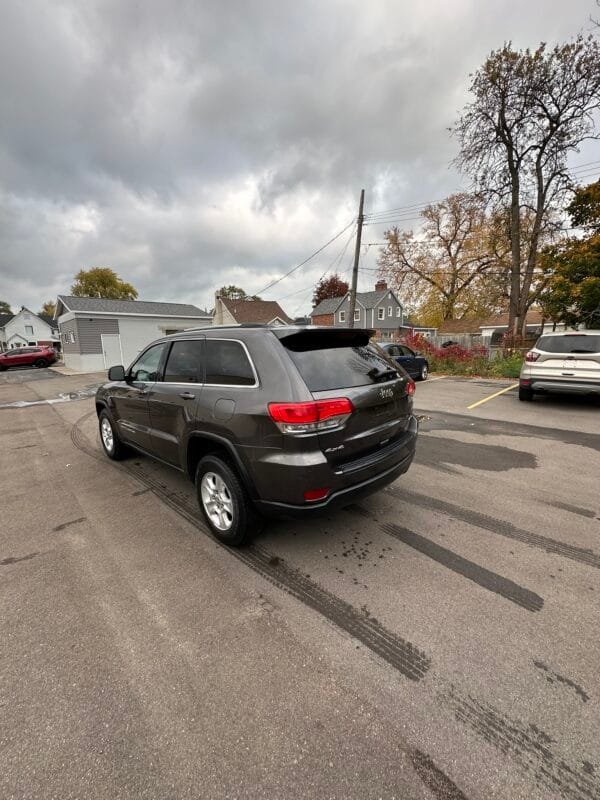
[533,660,590,704]
[387,487,600,570]
[442,685,600,800]
[411,750,469,800]
[70,412,431,683]
[380,521,544,612]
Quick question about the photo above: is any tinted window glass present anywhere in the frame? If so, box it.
[287,343,401,392]
[129,344,166,382]
[164,340,203,383]
[205,340,255,386]
[537,335,600,354]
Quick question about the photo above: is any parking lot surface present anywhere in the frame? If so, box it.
[1,371,599,799]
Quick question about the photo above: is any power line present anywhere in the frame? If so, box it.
[257,219,355,296]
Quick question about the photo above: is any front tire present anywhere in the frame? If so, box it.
[419,364,428,381]
[519,386,534,402]
[34,358,48,368]
[99,410,128,460]
[195,455,262,546]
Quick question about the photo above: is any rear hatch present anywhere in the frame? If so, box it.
[277,328,413,471]
[532,333,600,382]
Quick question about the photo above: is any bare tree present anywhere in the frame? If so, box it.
[453,36,600,336]
[378,193,509,324]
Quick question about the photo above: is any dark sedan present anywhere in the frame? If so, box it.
[379,343,429,380]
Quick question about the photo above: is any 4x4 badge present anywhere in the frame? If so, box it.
[380,387,394,400]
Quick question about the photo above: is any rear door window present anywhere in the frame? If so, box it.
[284,335,400,392]
[164,340,204,383]
[205,340,256,386]
[537,335,600,354]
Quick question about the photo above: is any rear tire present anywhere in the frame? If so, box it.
[99,410,128,460]
[195,455,263,546]
[419,364,428,381]
[34,358,48,368]
[519,386,534,402]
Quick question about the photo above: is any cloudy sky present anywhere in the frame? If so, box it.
[1,0,598,317]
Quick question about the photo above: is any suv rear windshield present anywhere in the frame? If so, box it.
[282,332,400,392]
[537,334,600,354]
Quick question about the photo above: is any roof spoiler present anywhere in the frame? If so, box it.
[274,327,374,352]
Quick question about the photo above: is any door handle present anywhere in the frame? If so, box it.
[179,391,196,400]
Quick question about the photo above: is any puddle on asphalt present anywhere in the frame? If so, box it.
[0,386,101,409]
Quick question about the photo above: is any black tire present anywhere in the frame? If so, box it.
[418,364,429,381]
[519,386,534,402]
[98,410,128,460]
[34,358,48,368]
[195,454,263,546]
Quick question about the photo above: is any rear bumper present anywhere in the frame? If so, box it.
[522,378,600,395]
[255,418,418,518]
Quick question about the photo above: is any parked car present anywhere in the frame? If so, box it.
[95,325,418,545]
[0,346,57,371]
[378,342,429,380]
[519,331,600,401]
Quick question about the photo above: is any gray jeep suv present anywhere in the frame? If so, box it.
[95,325,418,545]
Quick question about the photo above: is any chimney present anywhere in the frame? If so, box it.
[375,280,388,292]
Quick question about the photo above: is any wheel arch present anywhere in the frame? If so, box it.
[186,432,258,499]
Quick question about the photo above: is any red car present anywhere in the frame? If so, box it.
[0,346,57,371]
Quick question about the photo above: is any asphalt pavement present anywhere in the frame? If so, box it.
[1,370,599,799]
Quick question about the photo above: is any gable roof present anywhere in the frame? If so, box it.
[38,314,58,329]
[437,318,487,335]
[402,317,437,330]
[311,289,399,317]
[0,313,14,328]
[219,297,292,324]
[478,310,547,328]
[57,295,210,317]
[310,297,344,316]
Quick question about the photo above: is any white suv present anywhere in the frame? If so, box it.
[519,331,600,401]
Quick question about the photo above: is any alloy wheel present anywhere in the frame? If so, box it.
[200,472,234,531]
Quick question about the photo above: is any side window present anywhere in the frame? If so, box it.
[339,310,346,322]
[205,340,255,386]
[354,309,360,321]
[396,307,401,317]
[387,346,399,357]
[164,340,203,383]
[377,308,385,321]
[129,343,166,382]
[387,306,392,317]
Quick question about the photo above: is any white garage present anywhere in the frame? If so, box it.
[56,295,212,373]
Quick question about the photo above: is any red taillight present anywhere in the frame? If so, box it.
[525,351,540,362]
[268,398,354,434]
[304,487,330,502]
[406,379,416,396]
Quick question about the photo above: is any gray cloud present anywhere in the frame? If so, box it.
[0,0,596,314]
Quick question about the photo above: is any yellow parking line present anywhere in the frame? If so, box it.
[467,383,519,410]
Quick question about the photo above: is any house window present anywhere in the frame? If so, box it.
[396,307,401,317]
[388,306,392,317]
[377,308,385,321]
[339,310,346,322]
[25,325,33,335]
[354,309,360,321]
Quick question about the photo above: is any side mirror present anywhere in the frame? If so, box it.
[108,365,126,381]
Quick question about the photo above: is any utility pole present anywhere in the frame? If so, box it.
[348,189,365,329]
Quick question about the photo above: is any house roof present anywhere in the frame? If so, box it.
[478,310,546,328]
[311,289,394,317]
[38,314,58,329]
[219,297,292,324]
[310,297,342,316]
[57,295,210,317]
[0,313,14,328]
[402,317,437,330]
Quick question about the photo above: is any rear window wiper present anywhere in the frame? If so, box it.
[368,366,397,382]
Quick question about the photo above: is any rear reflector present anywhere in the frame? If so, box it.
[268,398,354,434]
[406,379,416,396]
[525,351,540,362]
[304,487,330,502]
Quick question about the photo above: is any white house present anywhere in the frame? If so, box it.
[55,295,212,372]
[0,307,60,351]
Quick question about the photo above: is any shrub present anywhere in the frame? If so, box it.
[399,332,523,377]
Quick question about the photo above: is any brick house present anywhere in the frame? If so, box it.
[212,295,292,326]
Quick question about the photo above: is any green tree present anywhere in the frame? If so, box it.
[0,300,12,314]
[71,268,138,300]
[540,181,600,328]
[40,300,56,317]
[217,285,261,301]
[453,36,600,337]
[312,274,349,307]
